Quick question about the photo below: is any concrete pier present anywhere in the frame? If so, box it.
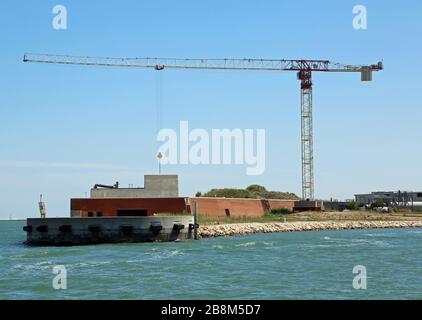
[24,216,194,246]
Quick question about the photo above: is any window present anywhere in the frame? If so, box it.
[225,209,231,217]
[97,212,103,217]
[417,193,422,198]
[117,209,148,216]
[87,212,94,217]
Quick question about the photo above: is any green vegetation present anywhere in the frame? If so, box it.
[370,200,385,209]
[198,214,284,225]
[198,210,422,225]
[197,184,300,200]
[246,184,267,194]
[200,188,252,198]
[346,201,359,211]
[270,207,293,215]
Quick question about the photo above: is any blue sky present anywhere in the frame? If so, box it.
[1,1,421,218]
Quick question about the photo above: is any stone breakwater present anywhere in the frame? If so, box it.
[198,220,422,238]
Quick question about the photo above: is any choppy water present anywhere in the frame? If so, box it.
[0,221,421,299]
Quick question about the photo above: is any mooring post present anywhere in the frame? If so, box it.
[38,194,46,219]
[193,202,199,240]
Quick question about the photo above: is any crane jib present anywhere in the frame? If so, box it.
[23,53,383,73]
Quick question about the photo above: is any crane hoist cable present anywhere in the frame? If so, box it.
[155,69,163,134]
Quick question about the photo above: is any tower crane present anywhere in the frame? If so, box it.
[23,53,383,200]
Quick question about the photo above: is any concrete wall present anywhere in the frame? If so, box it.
[323,201,350,211]
[25,216,194,245]
[293,200,323,213]
[90,175,179,198]
[188,198,294,217]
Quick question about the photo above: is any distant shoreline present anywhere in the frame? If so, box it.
[198,220,422,238]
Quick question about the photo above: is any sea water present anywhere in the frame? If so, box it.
[0,221,421,299]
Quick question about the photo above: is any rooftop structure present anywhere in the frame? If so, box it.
[90,175,179,199]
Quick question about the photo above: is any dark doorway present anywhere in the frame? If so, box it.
[225,209,231,217]
[117,209,148,217]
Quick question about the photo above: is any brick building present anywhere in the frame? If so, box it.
[71,175,296,218]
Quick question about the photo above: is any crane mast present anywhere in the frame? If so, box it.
[298,70,314,200]
[23,53,383,200]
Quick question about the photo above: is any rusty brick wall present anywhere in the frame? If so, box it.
[266,199,295,211]
[188,198,294,217]
[70,198,187,217]
[189,198,265,217]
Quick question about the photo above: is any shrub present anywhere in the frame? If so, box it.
[346,201,359,211]
[199,185,300,200]
[270,208,293,215]
[246,184,268,194]
[265,191,300,200]
[370,200,385,209]
[202,188,252,198]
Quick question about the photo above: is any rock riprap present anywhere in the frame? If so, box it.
[198,221,422,238]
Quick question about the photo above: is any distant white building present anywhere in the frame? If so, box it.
[355,191,422,210]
